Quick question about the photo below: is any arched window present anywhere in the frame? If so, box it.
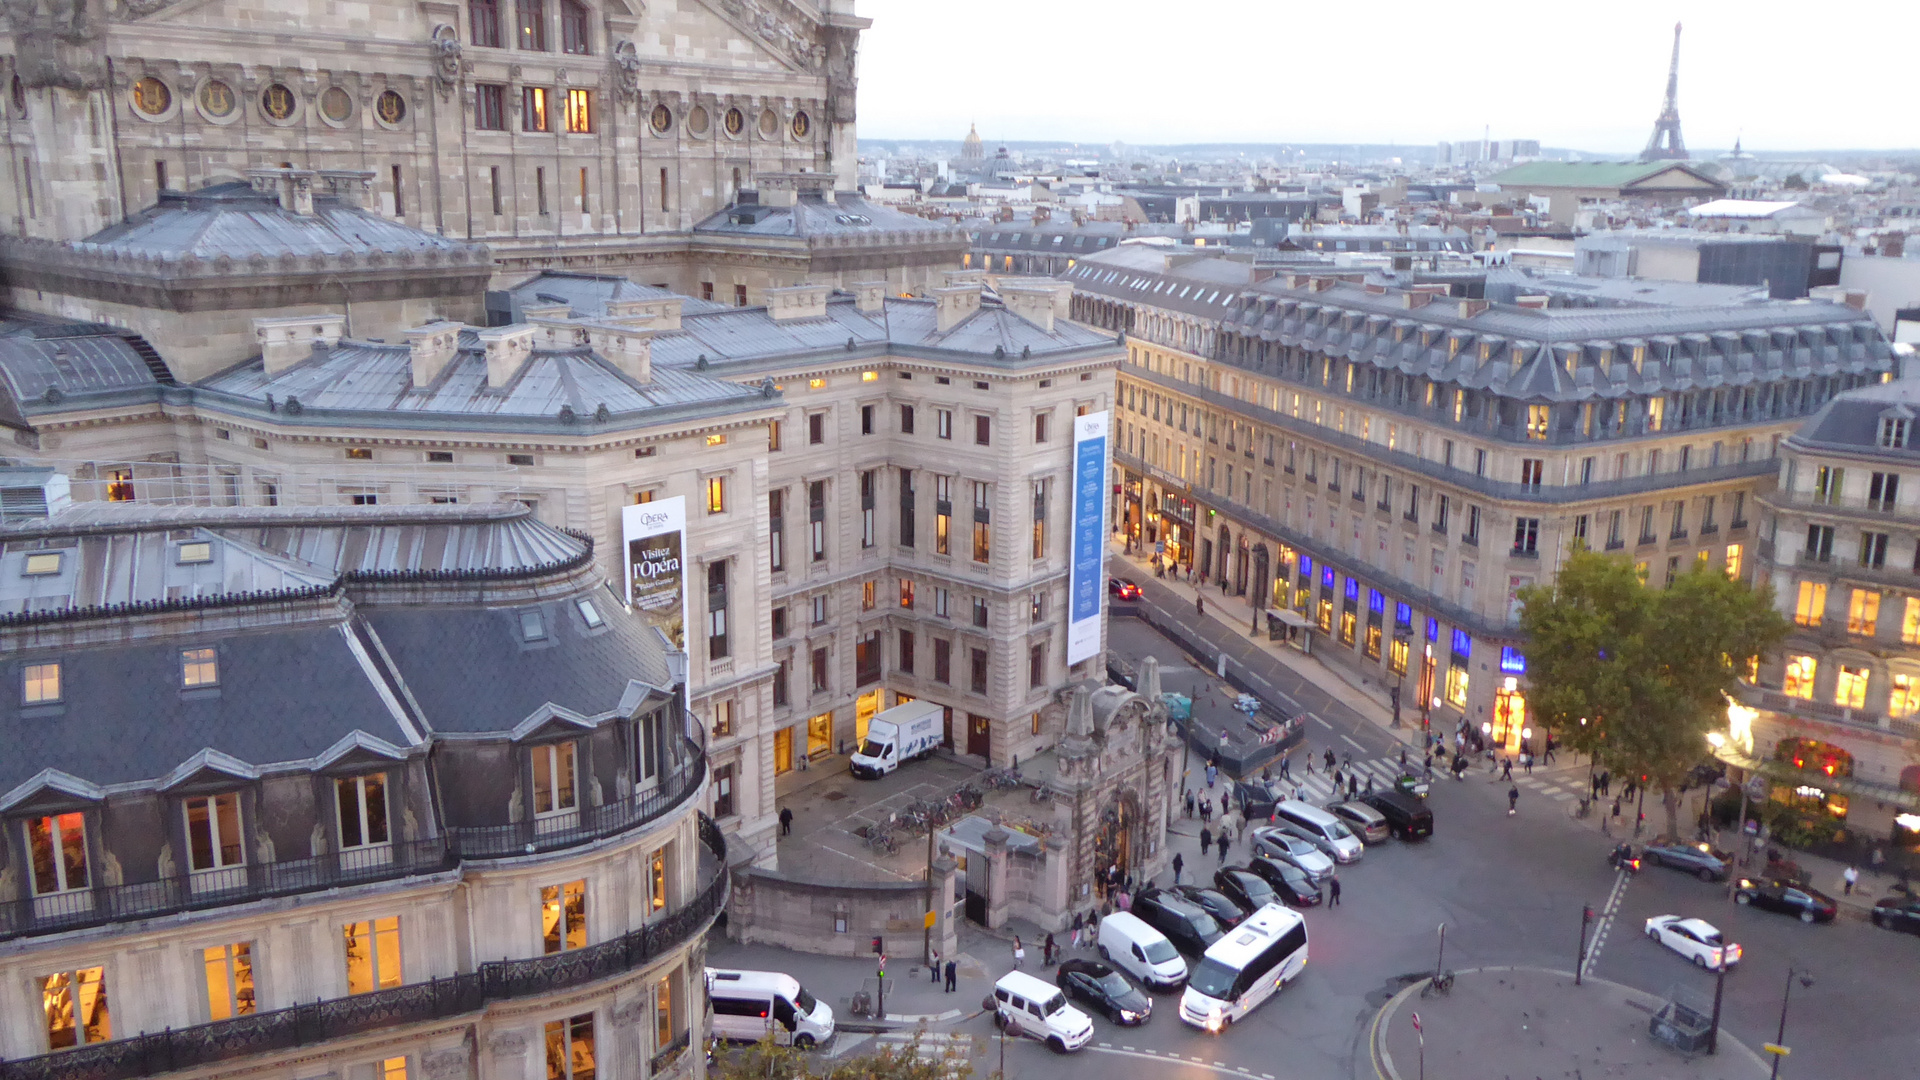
[1774,736,1854,778]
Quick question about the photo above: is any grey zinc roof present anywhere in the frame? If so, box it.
[500,271,731,320]
[84,181,480,261]
[0,321,160,426]
[1064,250,1255,319]
[1791,379,1920,458]
[693,191,965,242]
[199,330,765,424]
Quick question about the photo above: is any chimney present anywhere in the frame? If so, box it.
[404,320,463,388]
[1515,295,1550,310]
[254,313,345,375]
[1844,290,1869,312]
[1365,282,1388,295]
[477,325,538,389]
[606,297,683,331]
[316,169,374,208]
[1403,290,1433,310]
[943,268,987,289]
[1458,299,1490,318]
[851,280,887,314]
[246,167,316,216]
[932,286,981,332]
[584,322,655,384]
[764,283,831,322]
[1000,283,1056,333]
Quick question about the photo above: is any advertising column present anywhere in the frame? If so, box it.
[622,496,691,650]
[1068,411,1111,666]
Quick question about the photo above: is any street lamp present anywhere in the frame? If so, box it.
[1768,967,1815,1080]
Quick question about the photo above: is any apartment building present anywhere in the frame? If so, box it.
[1066,245,1895,750]
[0,493,719,1080]
[1730,380,1920,852]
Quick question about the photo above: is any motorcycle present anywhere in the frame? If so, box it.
[1608,843,1642,874]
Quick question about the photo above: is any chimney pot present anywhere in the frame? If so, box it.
[404,320,464,388]
[255,313,345,375]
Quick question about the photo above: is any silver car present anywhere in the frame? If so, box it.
[1248,826,1335,882]
[1328,801,1390,844]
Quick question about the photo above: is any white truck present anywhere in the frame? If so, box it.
[849,700,944,779]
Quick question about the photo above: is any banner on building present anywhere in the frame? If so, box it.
[622,496,689,651]
[1068,410,1111,665]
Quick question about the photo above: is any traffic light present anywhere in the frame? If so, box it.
[1583,905,1594,924]
[871,936,884,956]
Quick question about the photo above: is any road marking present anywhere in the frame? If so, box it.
[1341,734,1368,753]
[1582,866,1632,978]
[1078,1045,1269,1079]
[1312,716,1333,729]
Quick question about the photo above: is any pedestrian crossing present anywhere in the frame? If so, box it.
[1236,755,1413,806]
[871,1030,974,1078]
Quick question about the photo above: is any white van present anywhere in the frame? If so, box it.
[705,968,836,1049]
[850,700,945,779]
[1097,911,1189,990]
[990,970,1094,1053]
[1272,800,1365,864]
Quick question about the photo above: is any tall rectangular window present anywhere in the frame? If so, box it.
[1835,664,1870,709]
[1863,531,1890,569]
[470,0,502,46]
[972,481,991,563]
[1805,523,1834,562]
[1794,581,1827,627]
[811,647,829,693]
[1031,478,1048,558]
[1512,517,1539,555]
[522,86,550,131]
[712,764,734,818]
[898,468,916,547]
[900,404,915,434]
[476,84,506,129]
[516,0,547,49]
[545,1014,595,1080]
[1029,643,1047,689]
[1464,505,1480,544]
[336,774,389,850]
[933,639,952,684]
[768,491,785,571]
[1033,412,1051,443]
[1519,458,1543,490]
[975,415,991,446]
[706,561,729,660]
[489,165,504,214]
[706,475,726,515]
[541,880,587,954]
[970,647,989,695]
[40,967,109,1050]
[1870,472,1900,511]
[860,470,877,548]
[564,88,591,133]
[809,480,827,561]
[935,476,952,555]
[185,793,244,873]
[203,944,255,1021]
[560,0,590,52]
[390,165,405,216]
[937,409,953,440]
[1848,589,1881,635]
[532,743,577,817]
[1813,465,1843,504]
[343,916,402,994]
[26,813,88,895]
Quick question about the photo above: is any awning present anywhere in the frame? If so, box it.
[1714,747,1920,811]
[1270,608,1313,629]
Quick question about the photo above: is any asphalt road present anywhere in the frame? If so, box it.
[939,585,1919,1080]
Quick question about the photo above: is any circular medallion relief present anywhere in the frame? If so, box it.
[198,79,236,118]
[757,108,778,137]
[375,90,407,124]
[260,83,297,121]
[790,111,810,139]
[723,107,744,136]
[650,103,673,134]
[319,86,353,123]
[130,76,172,117]
[686,105,710,136]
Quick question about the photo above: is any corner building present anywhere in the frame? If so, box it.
[0,495,722,1080]
[1068,247,1895,749]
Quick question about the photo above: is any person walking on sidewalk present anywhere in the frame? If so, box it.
[1328,876,1342,907]
[1217,831,1232,865]
[1200,825,1213,856]
[1172,852,1185,885]
[944,959,957,992]
[1013,937,1025,969]
[1508,784,1520,815]
[1199,795,1213,825]
[1280,755,1293,782]
[1324,747,1337,772]
[1044,933,1057,966]
[1185,789,1196,818]
[1206,759,1219,789]
[1500,758,1513,782]
[778,806,794,836]
[1844,865,1859,895]
[930,947,941,984]
[1347,773,1359,800]
[1196,595,1205,617]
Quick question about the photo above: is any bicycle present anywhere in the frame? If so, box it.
[1420,971,1455,997]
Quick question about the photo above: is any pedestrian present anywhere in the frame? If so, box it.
[1013,937,1025,969]
[1332,767,1344,791]
[1280,755,1293,781]
[1500,758,1513,782]
[1217,832,1232,864]
[1365,774,1375,795]
[1200,826,1213,856]
[1871,845,1887,877]
[1304,752,1315,775]
[945,959,958,992]
[930,947,941,983]
[1843,866,1859,895]
[1347,773,1359,800]
[1200,795,1213,824]
[1329,876,1342,907]
[1197,595,1205,617]
[1423,752,1433,776]
[1172,852,1185,884]
[1600,770,1611,797]
[1324,748,1336,771]
[1206,760,1219,789]
[1399,747,1408,769]
[778,806,794,836]
[1071,912,1084,949]
[1590,773,1601,799]
[1544,737,1557,765]
[1045,933,1057,966]
[1185,789,1196,818]
[1508,784,1519,815]
[1522,751,1533,776]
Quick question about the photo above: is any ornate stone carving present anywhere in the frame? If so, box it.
[430,24,462,100]
[420,1047,470,1080]
[709,0,819,72]
[488,1029,529,1059]
[610,997,649,1030]
[611,39,640,104]
[823,24,858,124]
[7,0,110,91]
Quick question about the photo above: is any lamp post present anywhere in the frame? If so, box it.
[1707,943,1729,1054]
[1768,967,1814,1080]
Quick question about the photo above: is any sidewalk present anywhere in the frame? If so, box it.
[1373,966,1770,1080]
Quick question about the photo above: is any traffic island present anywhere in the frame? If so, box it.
[1371,966,1772,1080]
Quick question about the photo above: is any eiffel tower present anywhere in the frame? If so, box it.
[1639,22,1689,161]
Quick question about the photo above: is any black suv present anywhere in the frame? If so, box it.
[1359,790,1433,840]
[1232,779,1287,821]
[1240,855,1322,907]
[1212,867,1281,914]
[1169,885,1249,928]
[1130,888,1225,955]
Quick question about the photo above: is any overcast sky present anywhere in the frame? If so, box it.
[854,0,1914,155]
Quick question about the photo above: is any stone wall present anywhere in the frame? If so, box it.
[725,857,961,959]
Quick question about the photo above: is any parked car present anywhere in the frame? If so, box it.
[1733,878,1838,923]
[1055,959,1151,1026]
[1169,885,1249,928]
[1327,800,1390,844]
[1871,894,1920,935]
[1248,826,1336,882]
[1108,577,1142,601]
[1644,915,1742,969]
[1240,855,1322,907]
[1212,868,1282,914]
[1270,800,1364,863]
[1357,790,1433,840]
[1641,838,1735,882]
[1232,779,1288,821]
[1130,889,1225,955]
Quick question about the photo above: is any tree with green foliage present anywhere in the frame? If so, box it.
[1517,550,1789,837]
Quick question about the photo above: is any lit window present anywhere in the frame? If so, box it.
[1783,655,1817,699]
[1892,674,1920,719]
[545,1014,596,1080]
[22,552,63,575]
[1835,664,1870,709]
[40,966,110,1050]
[1723,543,1742,579]
[540,880,587,953]
[342,916,402,994]
[650,847,668,911]
[1444,664,1469,708]
[532,741,578,817]
[861,370,878,382]
[1793,581,1826,628]
[1848,589,1881,636]
[707,475,727,514]
[1906,598,1920,645]
[345,448,373,460]
[381,1058,408,1080]
[184,793,244,872]
[563,87,591,133]
[809,378,827,390]
[181,647,218,687]
[706,433,727,446]
[177,541,213,564]
[26,813,89,895]
[203,944,255,1021]
[23,661,60,704]
[336,773,390,850]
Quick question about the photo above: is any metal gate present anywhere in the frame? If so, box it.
[964,852,989,925]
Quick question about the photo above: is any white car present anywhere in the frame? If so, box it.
[1644,915,1742,969]
[1248,826,1336,883]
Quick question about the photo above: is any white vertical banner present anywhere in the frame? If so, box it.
[622,496,689,651]
[1067,410,1111,666]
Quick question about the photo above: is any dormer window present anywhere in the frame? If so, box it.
[1880,415,1910,449]
[26,812,89,895]
[184,793,244,874]
[336,773,390,851]
[181,648,218,688]
[23,661,60,705]
[532,741,578,820]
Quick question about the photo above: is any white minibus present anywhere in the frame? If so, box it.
[1177,903,1308,1031]
[706,968,836,1048]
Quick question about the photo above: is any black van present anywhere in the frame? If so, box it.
[1130,889,1225,955]
[1359,790,1433,840]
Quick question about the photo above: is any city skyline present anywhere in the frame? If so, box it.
[858,0,1918,155]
